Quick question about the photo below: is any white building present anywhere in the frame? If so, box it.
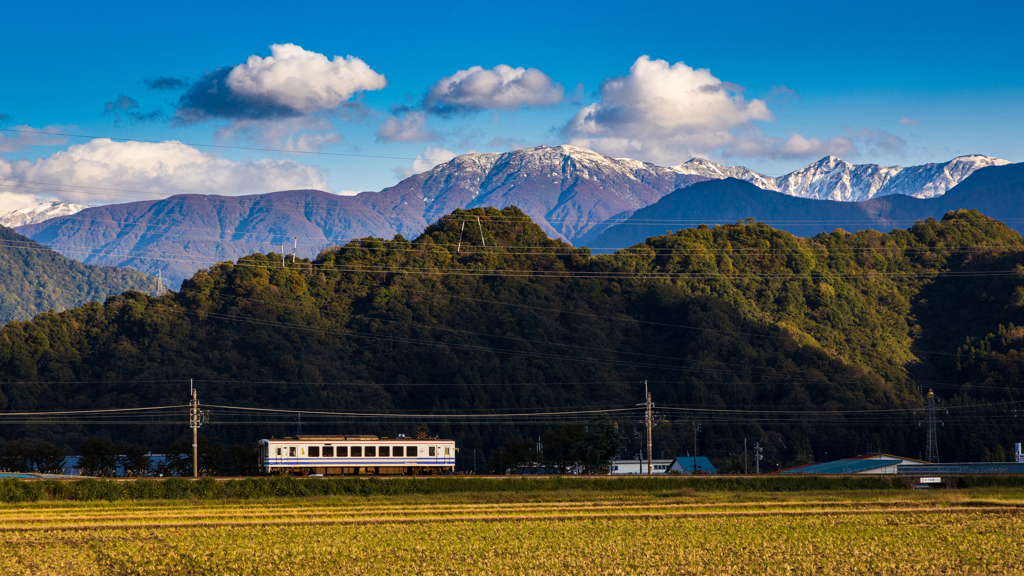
[609,459,673,475]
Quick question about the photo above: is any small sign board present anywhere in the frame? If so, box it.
[919,477,941,484]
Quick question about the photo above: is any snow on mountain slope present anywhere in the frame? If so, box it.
[0,201,86,228]
[387,145,707,241]
[670,155,1009,202]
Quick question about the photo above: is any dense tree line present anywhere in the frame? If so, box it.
[0,225,156,325]
[0,206,1022,470]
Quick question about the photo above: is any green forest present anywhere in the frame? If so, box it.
[0,225,156,326]
[1,207,1023,473]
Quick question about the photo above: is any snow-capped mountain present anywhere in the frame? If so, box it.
[671,155,1009,202]
[0,201,86,228]
[388,145,707,241]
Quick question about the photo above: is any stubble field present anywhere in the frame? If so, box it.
[1,487,1023,575]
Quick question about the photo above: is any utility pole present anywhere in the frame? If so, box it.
[692,422,701,474]
[281,243,286,267]
[744,438,748,475]
[292,237,298,263]
[457,221,465,253]
[921,388,942,463]
[754,439,763,474]
[189,380,206,478]
[476,216,486,247]
[156,270,163,296]
[636,381,654,476]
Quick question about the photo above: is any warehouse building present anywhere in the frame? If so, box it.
[780,454,928,475]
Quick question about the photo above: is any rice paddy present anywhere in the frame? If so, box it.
[1,486,1022,574]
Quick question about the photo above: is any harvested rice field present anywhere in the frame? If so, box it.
[1,488,1023,575]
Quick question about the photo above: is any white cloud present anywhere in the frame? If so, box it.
[226,43,387,114]
[0,139,330,206]
[0,125,68,153]
[213,116,343,151]
[566,56,771,136]
[718,127,855,160]
[394,147,457,179]
[898,116,921,126]
[424,65,564,114]
[0,191,45,212]
[376,111,439,142]
[564,56,861,164]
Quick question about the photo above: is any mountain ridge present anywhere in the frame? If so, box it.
[14,146,1014,286]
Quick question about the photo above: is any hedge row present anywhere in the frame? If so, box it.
[956,475,1024,488]
[0,475,910,502]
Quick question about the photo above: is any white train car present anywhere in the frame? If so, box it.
[259,435,456,475]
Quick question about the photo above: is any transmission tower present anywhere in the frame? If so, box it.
[921,388,942,463]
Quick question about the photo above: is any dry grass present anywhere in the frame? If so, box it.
[0,489,1022,574]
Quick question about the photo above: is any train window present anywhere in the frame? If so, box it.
[445,447,450,456]
[408,446,417,456]
[365,446,376,457]
[393,446,404,457]
[379,446,390,457]
[276,447,282,456]
[289,447,296,457]
[263,444,269,457]
[429,447,435,457]
[337,446,348,457]
[323,446,333,457]
[309,446,320,457]
[351,446,362,457]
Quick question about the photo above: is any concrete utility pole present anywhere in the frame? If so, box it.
[692,422,701,474]
[754,439,763,474]
[292,237,298,263]
[636,381,654,476]
[921,388,942,463]
[156,270,163,296]
[189,380,206,477]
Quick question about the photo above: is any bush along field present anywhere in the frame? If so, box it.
[0,475,912,502]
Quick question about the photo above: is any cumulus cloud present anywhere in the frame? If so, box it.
[174,44,387,124]
[423,65,563,115]
[563,56,869,164]
[563,56,774,163]
[143,76,190,91]
[394,147,457,179]
[0,125,68,153]
[376,111,438,142]
[0,139,330,206]
[898,116,921,126]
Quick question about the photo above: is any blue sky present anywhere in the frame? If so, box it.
[1,0,1021,210]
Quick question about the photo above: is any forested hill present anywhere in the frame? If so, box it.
[1,206,1022,467]
[0,225,157,325]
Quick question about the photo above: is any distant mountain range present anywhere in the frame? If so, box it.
[589,162,1024,250]
[12,146,1016,286]
[671,154,1008,202]
[0,201,86,228]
